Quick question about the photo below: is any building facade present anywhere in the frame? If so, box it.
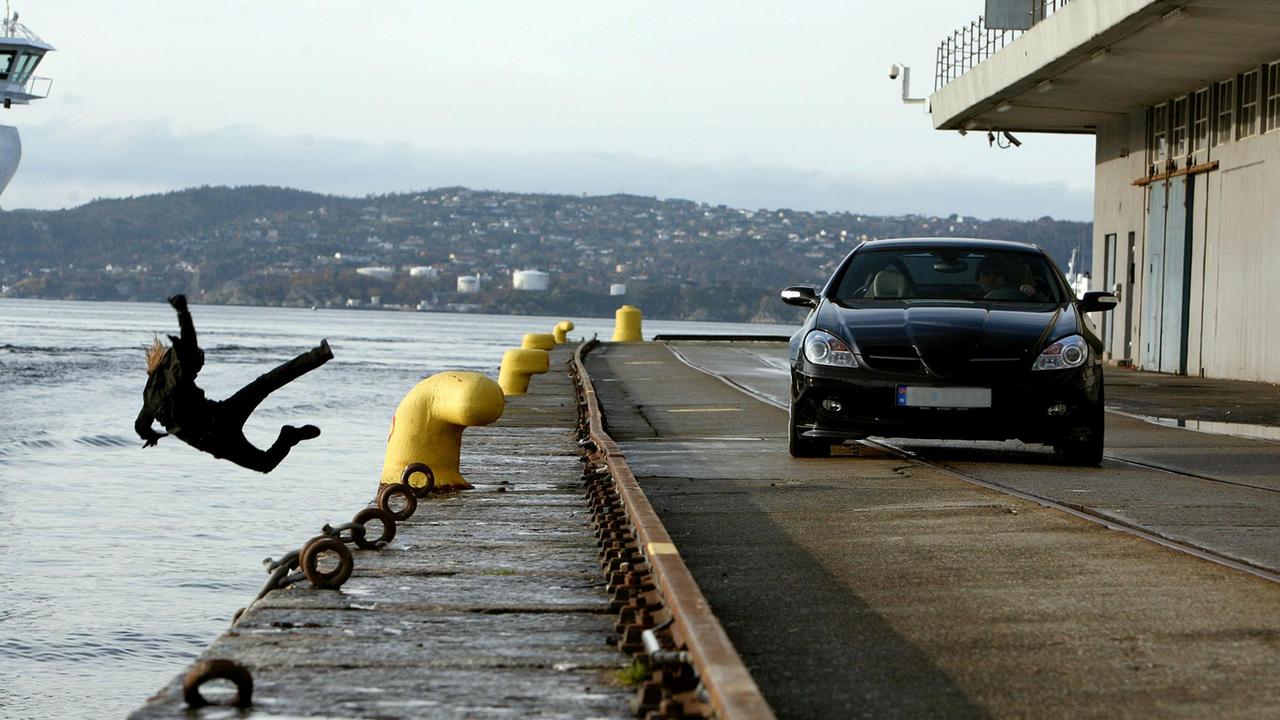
[929,0,1280,382]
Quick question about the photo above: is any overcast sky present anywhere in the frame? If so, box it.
[0,1,1096,220]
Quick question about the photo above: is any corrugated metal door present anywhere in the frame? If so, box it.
[1142,178,1193,374]
[1158,177,1193,374]
[1142,183,1166,369]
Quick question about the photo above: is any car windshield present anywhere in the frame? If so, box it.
[831,248,1066,304]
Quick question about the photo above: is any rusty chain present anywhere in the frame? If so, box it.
[243,464,432,611]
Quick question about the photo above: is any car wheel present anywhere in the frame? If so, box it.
[788,407,830,458]
[1055,408,1103,466]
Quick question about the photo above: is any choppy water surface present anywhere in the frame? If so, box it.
[0,298,794,719]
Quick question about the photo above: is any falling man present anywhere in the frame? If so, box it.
[134,294,333,472]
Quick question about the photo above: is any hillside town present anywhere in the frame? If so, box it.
[0,185,1091,322]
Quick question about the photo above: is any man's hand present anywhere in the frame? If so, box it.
[143,433,168,448]
[168,294,188,312]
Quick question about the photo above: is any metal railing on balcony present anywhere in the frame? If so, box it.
[935,0,1073,91]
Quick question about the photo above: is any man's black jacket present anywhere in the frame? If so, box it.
[135,310,212,446]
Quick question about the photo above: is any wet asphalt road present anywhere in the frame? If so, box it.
[586,341,1280,719]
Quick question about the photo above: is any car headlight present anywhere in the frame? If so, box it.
[804,329,858,368]
[1032,334,1088,371]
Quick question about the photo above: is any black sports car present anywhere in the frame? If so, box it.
[781,238,1117,464]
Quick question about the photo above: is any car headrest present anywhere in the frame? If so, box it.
[870,270,907,298]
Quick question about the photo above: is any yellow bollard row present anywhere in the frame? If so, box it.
[378,311,639,493]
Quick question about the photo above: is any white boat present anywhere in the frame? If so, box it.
[1,8,54,198]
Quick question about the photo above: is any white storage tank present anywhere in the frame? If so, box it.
[457,275,480,294]
[356,266,396,281]
[409,266,440,280]
[610,283,627,296]
[512,269,550,292]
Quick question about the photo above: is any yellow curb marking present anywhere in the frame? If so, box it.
[647,542,679,556]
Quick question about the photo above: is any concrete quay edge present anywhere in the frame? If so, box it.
[572,339,777,720]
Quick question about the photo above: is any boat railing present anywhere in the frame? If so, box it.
[2,75,51,102]
[1,19,48,45]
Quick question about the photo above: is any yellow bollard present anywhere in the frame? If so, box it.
[553,320,574,344]
[498,348,550,396]
[613,304,643,342]
[521,332,556,351]
[379,371,505,491]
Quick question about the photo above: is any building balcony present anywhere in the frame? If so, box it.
[929,0,1280,134]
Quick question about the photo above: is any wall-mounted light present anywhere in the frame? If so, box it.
[964,119,979,130]
[1036,79,1055,94]
[996,100,1013,112]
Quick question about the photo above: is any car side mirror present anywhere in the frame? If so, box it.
[780,285,818,308]
[1079,291,1119,313]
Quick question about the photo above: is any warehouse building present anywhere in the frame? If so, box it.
[928,0,1280,382]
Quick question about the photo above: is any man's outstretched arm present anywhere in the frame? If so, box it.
[134,406,168,448]
[169,294,196,346]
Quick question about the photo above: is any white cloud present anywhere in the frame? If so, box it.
[3,121,1090,221]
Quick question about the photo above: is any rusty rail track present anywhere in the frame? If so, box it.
[570,339,775,720]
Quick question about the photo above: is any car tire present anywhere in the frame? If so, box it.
[788,408,830,458]
[1055,400,1104,467]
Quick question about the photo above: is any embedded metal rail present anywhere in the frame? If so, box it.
[661,341,1280,588]
[571,340,776,720]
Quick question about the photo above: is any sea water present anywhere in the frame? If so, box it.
[0,298,795,719]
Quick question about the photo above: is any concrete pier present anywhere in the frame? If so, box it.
[131,337,1280,719]
[586,340,1280,719]
[131,346,634,718]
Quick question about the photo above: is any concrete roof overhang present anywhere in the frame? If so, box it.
[930,0,1280,135]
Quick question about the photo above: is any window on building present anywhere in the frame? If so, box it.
[1151,103,1168,162]
[1238,69,1260,139]
[1266,61,1280,133]
[1214,79,1234,146]
[1191,88,1210,152]
[1170,96,1188,158]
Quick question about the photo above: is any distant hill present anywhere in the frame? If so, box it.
[0,185,1092,322]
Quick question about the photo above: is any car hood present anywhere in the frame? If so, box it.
[819,301,1073,376]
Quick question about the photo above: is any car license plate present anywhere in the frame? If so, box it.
[896,386,991,408]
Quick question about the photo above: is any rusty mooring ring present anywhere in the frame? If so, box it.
[299,536,354,589]
[352,507,396,549]
[182,658,253,708]
[400,462,436,497]
[377,482,418,521]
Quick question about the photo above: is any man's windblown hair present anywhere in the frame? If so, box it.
[145,336,168,375]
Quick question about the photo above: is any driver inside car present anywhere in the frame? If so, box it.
[976,256,1046,301]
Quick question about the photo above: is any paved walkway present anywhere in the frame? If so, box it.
[587,341,1280,720]
[1105,366,1280,434]
[132,348,633,719]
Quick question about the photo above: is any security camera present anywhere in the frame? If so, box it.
[888,63,902,80]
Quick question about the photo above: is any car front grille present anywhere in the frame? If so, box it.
[861,345,1024,377]
[862,346,926,374]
